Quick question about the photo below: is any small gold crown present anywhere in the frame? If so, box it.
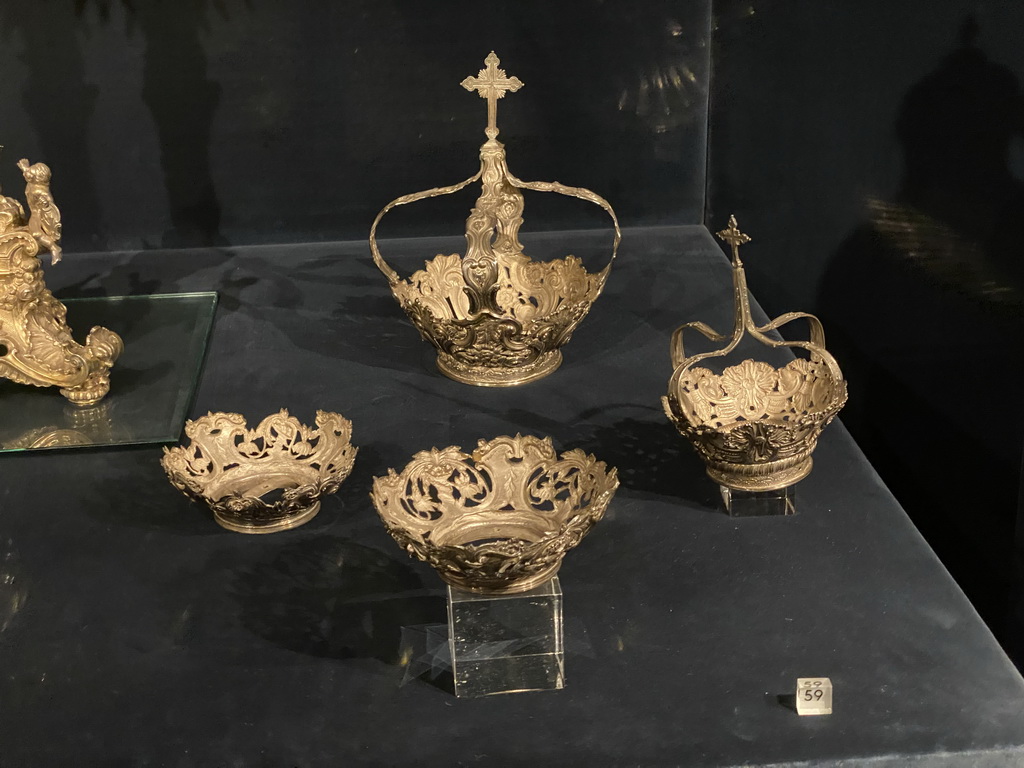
[370,52,621,387]
[370,434,619,594]
[662,217,848,492]
[161,410,357,533]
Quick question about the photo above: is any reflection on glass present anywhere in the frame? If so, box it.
[616,15,707,135]
[1,402,116,450]
[0,292,217,452]
[866,197,1021,309]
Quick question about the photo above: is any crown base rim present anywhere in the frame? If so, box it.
[437,560,562,595]
[707,457,813,493]
[213,501,321,534]
[436,350,562,387]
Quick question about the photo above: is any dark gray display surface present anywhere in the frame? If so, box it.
[2,226,1022,766]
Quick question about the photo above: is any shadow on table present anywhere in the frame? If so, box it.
[59,248,303,318]
[230,536,444,666]
[362,392,721,511]
[80,444,390,538]
[55,247,233,296]
[325,295,423,371]
[335,443,388,501]
[226,254,426,373]
[775,692,798,713]
[575,405,718,509]
[80,457,215,535]
[60,248,407,368]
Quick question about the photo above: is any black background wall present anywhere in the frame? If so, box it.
[709,0,1024,666]
[0,0,710,252]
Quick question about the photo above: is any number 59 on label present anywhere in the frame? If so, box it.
[796,677,833,716]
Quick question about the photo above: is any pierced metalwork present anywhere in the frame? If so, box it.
[161,410,358,534]
[0,154,122,405]
[370,52,621,386]
[663,216,847,492]
[371,435,619,594]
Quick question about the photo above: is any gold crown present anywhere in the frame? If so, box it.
[370,52,621,387]
[370,434,619,594]
[662,217,848,492]
[161,410,357,533]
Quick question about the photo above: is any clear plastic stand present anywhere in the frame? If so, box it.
[720,485,796,517]
[398,624,452,690]
[447,577,564,698]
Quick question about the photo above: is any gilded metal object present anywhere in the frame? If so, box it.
[370,52,622,386]
[662,217,847,492]
[370,434,619,594]
[0,154,122,405]
[161,410,358,534]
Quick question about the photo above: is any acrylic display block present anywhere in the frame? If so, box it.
[796,677,834,716]
[448,577,565,698]
[0,293,217,452]
[720,484,796,517]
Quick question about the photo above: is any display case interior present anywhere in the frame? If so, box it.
[2,1,1024,766]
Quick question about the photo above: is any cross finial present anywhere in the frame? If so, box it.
[461,52,524,140]
[716,214,752,265]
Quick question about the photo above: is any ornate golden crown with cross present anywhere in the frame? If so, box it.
[662,217,848,492]
[370,52,621,386]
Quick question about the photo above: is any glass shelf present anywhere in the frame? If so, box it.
[0,292,217,452]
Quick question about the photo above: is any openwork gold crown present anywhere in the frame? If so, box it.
[161,410,357,534]
[663,217,847,492]
[370,52,621,387]
[370,434,619,594]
